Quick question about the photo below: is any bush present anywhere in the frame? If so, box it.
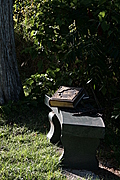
[14,0,120,121]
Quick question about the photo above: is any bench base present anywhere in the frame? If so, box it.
[60,134,99,170]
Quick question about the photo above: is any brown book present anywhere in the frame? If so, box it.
[49,86,88,108]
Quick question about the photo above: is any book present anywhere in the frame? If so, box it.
[49,86,89,108]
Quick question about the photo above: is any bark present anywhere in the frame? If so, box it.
[0,0,24,105]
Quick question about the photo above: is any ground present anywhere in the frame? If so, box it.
[57,147,120,179]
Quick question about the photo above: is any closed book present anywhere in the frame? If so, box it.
[49,86,87,108]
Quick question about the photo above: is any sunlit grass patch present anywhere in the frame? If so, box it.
[0,124,66,180]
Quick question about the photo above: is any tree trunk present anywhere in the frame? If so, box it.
[0,0,24,104]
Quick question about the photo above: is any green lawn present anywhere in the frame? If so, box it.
[0,102,66,180]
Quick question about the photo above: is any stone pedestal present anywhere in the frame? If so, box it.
[61,135,99,170]
[60,111,105,170]
[44,95,105,170]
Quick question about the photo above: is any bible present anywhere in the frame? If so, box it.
[49,86,88,108]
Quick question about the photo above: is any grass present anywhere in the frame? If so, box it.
[0,102,66,180]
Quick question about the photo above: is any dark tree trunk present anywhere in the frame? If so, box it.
[0,0,24,104]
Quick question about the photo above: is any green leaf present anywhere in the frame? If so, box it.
[99,0,106,5]
[98,11,106,21]
[112,16,119,24]
[38,61,43,73]
[108,30,113,36]
[101,21,110,31]
[81,0,92,5]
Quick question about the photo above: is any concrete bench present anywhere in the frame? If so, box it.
[44,95,105,170]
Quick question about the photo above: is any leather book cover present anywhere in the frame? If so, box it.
[49,86,85,108]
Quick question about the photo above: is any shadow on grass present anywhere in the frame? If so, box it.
[0,98,50,134]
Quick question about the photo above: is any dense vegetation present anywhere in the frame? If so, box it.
[0,1,120,179]
[14,0,120,118]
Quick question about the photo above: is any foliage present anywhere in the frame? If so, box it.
[13,1,120,121]
[23,73,54,100]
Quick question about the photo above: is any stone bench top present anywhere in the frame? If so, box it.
[61,110,105,127]
[45,95,105,138]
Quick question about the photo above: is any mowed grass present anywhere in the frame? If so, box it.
[0,103,66,180]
